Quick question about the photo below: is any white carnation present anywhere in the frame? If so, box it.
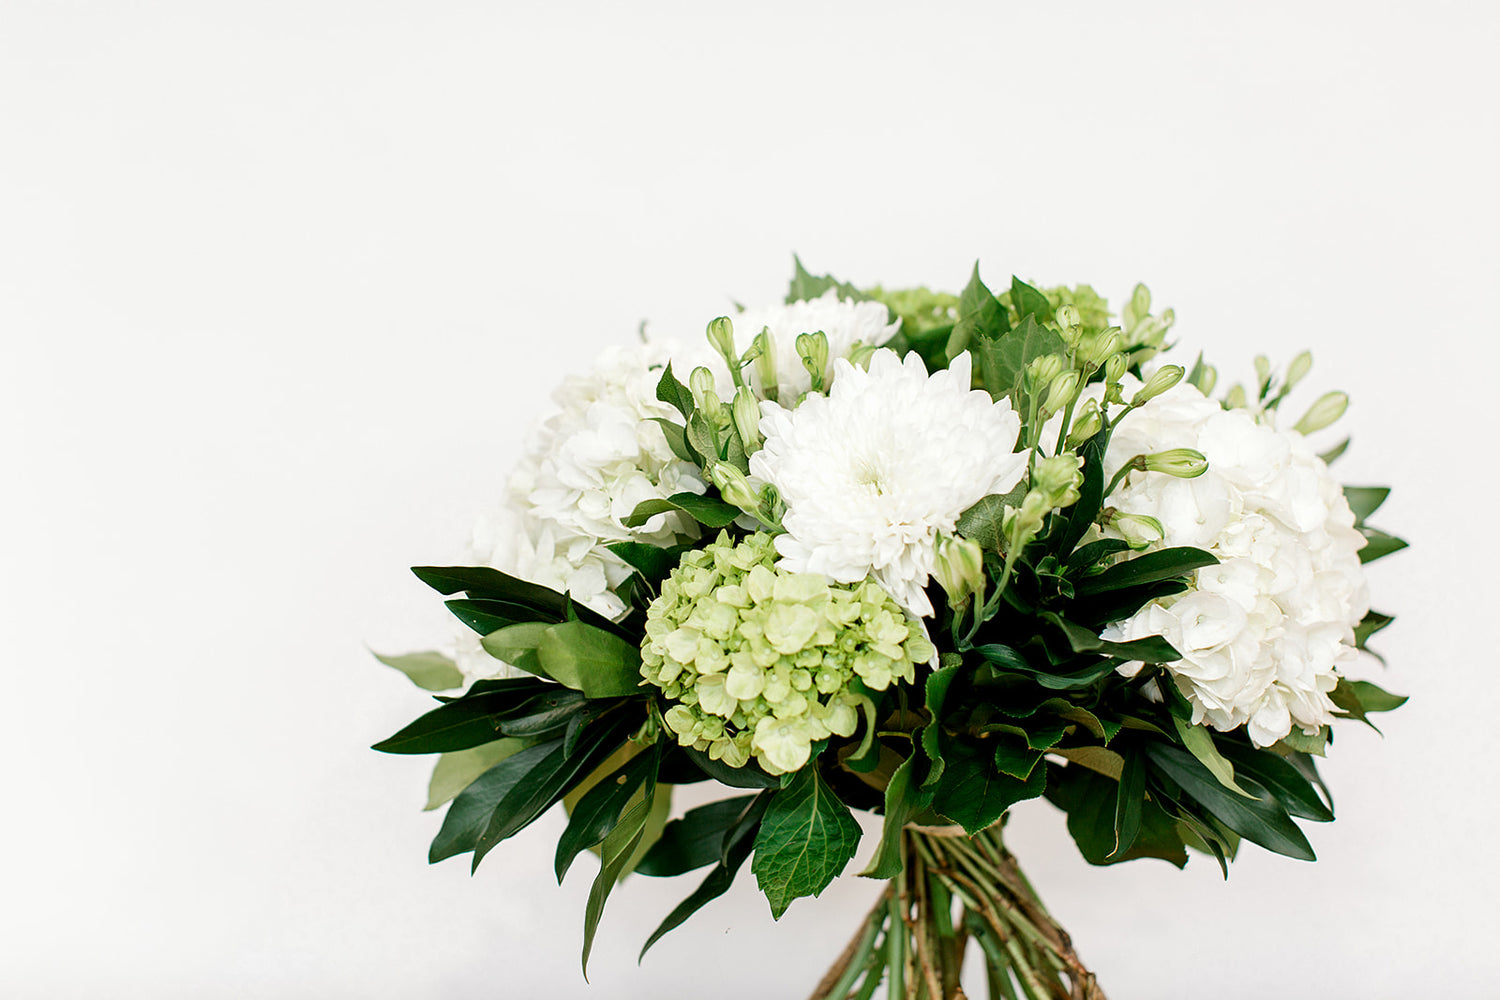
[749,349,1027,618]
[1101,380,1369,746]
[458,341,707,682]
[680,289,901,400]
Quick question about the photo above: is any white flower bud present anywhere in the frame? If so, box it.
[1285,350,1313,390]
[1104,353,1128,385]
[1087,329,1125,367]
[1132,365,1184,406]
[1066,398,1103,448]
[1143,448,1208,478]
[706,316,737,368]
[1041,369,1080,417]
[1113,512,1165,548]
[731,386,763,453]
[1293,390,1349,435]
[933,535,986,606]
[711,462,761,515]
[1027,353,1065,391]
[1055,303,1081,332]
[690,366,725,421]
[750,328,778,400]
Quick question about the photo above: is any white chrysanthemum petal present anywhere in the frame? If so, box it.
[750,348,1027,617]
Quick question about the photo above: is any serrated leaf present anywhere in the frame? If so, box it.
[372,649,464,692]
[751,768,861,919]
[1009,276,1053,323]
[993,733,1044,780]
[945,262,1009,362]
[973,314,1064,405]
[425,739,529,811]
[930,734,1048,834]
[787,255,873,306]
[920,661,966,788]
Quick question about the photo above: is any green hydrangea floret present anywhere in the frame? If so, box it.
[641,531,935,775]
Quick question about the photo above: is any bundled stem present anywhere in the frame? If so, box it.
[809,826,1104,1000]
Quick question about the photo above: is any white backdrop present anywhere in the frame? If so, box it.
[4,2,1498,997]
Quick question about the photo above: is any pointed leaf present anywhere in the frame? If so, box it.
[1009,276,1053,323]
[425,739,529,811]
[429,738,562,862]
[931,734,1048,834]
[655,362,696,422]
[372,649,464,692]
[1358,528,1408,563]
[635,795,758,877]
[1170,714,1255,798]
[1216,742,1333,822]
[582,782,657,977]
[1074,547,1218,596]
[859,753,933,879]
[751,768,862,919]
[556,745,661,882]
[1145,742,1315,861]
[1343,485,1390,524]
[535,620,644,698]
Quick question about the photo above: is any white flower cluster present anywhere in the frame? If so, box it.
[750,350,1027,619]
[460,341,707,680]
[1100,379,1370,746]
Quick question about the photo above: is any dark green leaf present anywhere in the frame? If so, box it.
[1216,742,1333,822]
[1072,579,1189,627]
[635,795,758,877]
[1009,276,1053,323]
[1354,610,1394,648]
[429,738,562,862]
[945,263,1009,362]
[425,739,530,811]
[413,565,621,634]
[372,649,464,692]
[1346,680,1408,713]
[1169,713,1254,797]
[373,696,518,755]
[1043,613,1181,663]
[920,661,966,788]
[1144,742,1315,861]
[556,745,661,882]
[1066,538,1132,574]
[993,733,1044,780]
[955,487,1026,552]
[751,768,862,919]
[859,753,933,879]
[445,598,537,635]
[1343,485,1390,524]
[1319,437,1350,464]
[640,792,772,957]
[624,492,741,530]
[931,734,1048,835]
[1056,430,1108,555]
[1112,747,1146,859]
[1074,546,1218,596]
[680,743,781,788]
[607,542,690,587]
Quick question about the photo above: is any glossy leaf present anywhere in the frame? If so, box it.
[1112,747,1146,859]
[1074,546,1218,596]
[373,696,517,755]
[536,620,645,698]
[1145,742,1315,861]
[860,753,933,879]
[582,783,657,976]
[679,744,780,788]
[636,795,758,877]
[1216,742,1333,822]
[606,541,690,587]
[920,661,966,788]
[647,417,696,463]
[1043,613,1181,663]
[624,492,741,530]
[429,739,562,862]
[425,739,528,811]
[655,362,695,422]
[751,768,862,919]
[556,745,661,882]
[413,565,620,634]
[931,734,1047,835]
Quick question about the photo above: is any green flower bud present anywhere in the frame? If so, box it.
[1191,362,1218,397]
[1132,364,1184,406]
[732,386,763,453]
[1224,383,1248,410]
[1104,353,1128,385]
[1124,284,1152,329]
[1285,350,1313,390]
[795,331,830,393]
[1253,355,1272,390]
[1143,448,1208,478]
[1065,398,1103,448]
[1041,369,1080,417]
[750,328,778,401]
[706,316,737,369]
[1293,390,1349,435]
[933,535,986,606]
[1086,329,1125,367]
[690,366,725,422]
[1027,353,1066,391]
[1055,303,1081,332]
[1112,511,1165,548]
[847,342,878,369]
[1032,453,1084,506]
[711,463,760,516]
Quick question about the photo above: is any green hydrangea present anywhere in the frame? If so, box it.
[641,531,935,775]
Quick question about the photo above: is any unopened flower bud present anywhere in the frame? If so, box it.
[1143,448,1208,478]
[795,331,830,392]
[690,366,725,422]
[1191,362,1218,397]
[711,463,760,515]
[1132,364,1184,406]
[1065,399,1103,448]
[1055,303,1081,331]
[1104,353,1128,385]
[1125,284,1151,328]
[706,316,737,368]
[1027,353,1065,391]
[1032,453,1084,507]
[750,328,778,400]
[933,535,986,606]
[1041,370,1080,417]
[1224,383,1248,410]
[1293,390,1349,435]
[1253,355,1272,389]
[847,342,878,369]
[1285,350,1313,390]
[732,386,763,453]
[1087,329,1125,367]
[1113,512,1165,548]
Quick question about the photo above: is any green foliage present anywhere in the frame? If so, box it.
[425,739,529,811]
[751,768,863,918]
[786,255,878,307]
[860,753,933,879]
[1144,742,1315,862]
[624,492,742,529]
[636,795,759,877]
[557,745,662,882]
[372,649,464,692]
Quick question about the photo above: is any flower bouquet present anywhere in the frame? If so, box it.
[374,260,1406,998]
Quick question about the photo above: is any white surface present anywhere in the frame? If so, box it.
[3,2,1496,997]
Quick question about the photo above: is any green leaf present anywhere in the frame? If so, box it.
[556,745,661,882]
[1009,276,1053,323]
[1073,579,1190,627]
[1145,742,1316,862]
[1066,538,1133,574]
[479,622,551,677]
[751,768,862,919]
[1043,613,1181,663]
[624,491,741,529]
[648,417,697,462]
[787,255,873,306]
[920,661,966,788]
[1275,726,1330,756]
[1343,485,1390,524]
[1170,714,1254,798]
[372,649,464,692]
[678,743,781,788]
[470,714,636,869]
[413,565,621,635]
[1354,610,1394,648]
[535,620,644,698]
[993,733,1044,780]
[930,734,1048,835]
[859,753,933,879]
[1358,527,1408,563]
[955,487,1026,552]
[1112,747,1146,859]
[582,779,658,977]
[1056,430,1108,555]
[635,795,758,877]
[1346,680,1408,713]
[425,739,529,811]
[945,263,1009,362]
[444,598,535,635]
[429,738,562,862]
[607,541,690,588]
[1074,547,1218,596]
[1216,742,1333,822]
[974,314,1064,405]
[640,792,772,958]
[1049,745,1125,780]
[373,696,517,755]
[655,362,696,422]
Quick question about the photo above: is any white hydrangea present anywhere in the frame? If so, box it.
[749,349,1027,618]
[457,341,708,681]
[1100,379,1370,746]
[679,289,901,400]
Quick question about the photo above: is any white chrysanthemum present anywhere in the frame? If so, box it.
[457,341,708,682]
[749,349,1027,617]
[679,289,900,400]
[1100,379,1370,746]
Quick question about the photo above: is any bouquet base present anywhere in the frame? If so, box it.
[810,824,1104,1000]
